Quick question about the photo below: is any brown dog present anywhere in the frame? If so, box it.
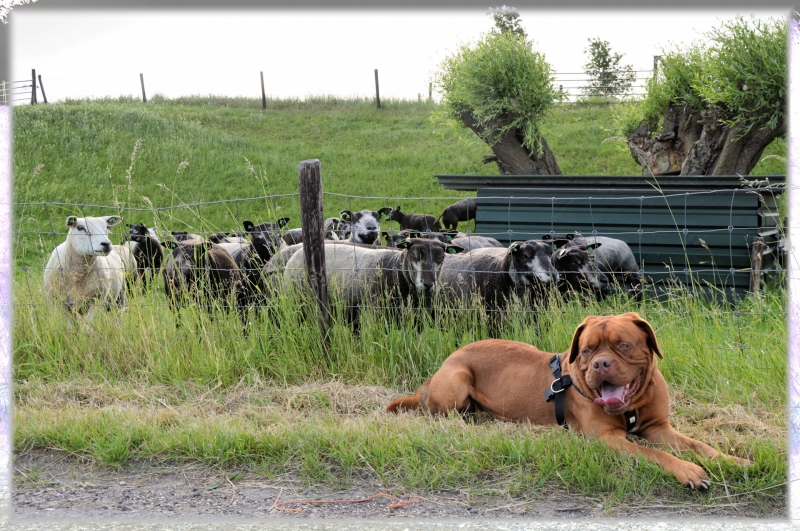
[386,312,751,489]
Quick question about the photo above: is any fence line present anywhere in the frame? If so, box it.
[1,67,658,106]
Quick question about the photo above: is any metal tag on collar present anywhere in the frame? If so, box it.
[545,374,572,402]
[625,410,638,433]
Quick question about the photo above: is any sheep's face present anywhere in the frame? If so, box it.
[66,215,122,257]
[324,217,351,240]
[399,239,464,296]
[508,240,559,286]
[552,245,609,294]
[243,218,289,262]
[341,210,380,245]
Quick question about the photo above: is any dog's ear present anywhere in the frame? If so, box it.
[568,317,596,363]
[625,312,663,359]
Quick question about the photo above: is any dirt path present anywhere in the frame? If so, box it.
[12,450,779,521]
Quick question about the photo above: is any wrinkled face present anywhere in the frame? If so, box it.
[509,241,559,286]
[348,210,381,245]
[553,247,609,293]
[570,313,661,416]
[66,215,121,256]
[402,239,463,296]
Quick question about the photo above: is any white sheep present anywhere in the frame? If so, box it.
[43,215,134,320]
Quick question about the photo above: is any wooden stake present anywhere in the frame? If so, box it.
[30,69,36,105]
[260,71,267,110]
[374,69,380,109]
[298,159,331,354]
[140,73,147,103]
[749,236,766,294]
[37,74,47,104]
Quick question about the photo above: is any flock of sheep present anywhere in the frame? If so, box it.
[42,198,643,332]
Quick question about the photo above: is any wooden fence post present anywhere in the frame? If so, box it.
[37,75,47,104]
[428,82,432,100]
[260,71,267,110]
[140,73,147,103]
[30,69,36,105]
[298,159,331,354]
[749,236,766,294]
[374,69,380,109]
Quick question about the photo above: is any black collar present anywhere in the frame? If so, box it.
[545,354,638,433]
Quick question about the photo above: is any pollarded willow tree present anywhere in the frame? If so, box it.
[434,19,561,175]
[620,15,786,176]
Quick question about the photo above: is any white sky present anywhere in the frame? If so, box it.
[7,9,790,102]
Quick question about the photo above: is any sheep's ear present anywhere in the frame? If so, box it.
[554,248,568,260]
[395,237,410,249]
[542,234,552,241]
[446,244,464,255]
[66,216,78,228]
[585,243,601,253]
[377,207,393,219]
[566,233,574,240]
[551,243,558,251]
[277,217,290,228]
[164,241,179,250]
[105,216,122,226]
[339,210,352,221]
[381,231,389,241]
[442,230,458,242]
[409,230,421,239]
[242,220,255,232]
[509,242,522,253]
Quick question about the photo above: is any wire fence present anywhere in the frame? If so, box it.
[2,67,656,107]
[11,189,785,332]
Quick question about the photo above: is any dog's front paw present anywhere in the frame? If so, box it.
[674,461,710,490]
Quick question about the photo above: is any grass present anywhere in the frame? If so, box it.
[11,95,788,513]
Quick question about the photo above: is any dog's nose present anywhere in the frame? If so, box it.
[592,357,613,372]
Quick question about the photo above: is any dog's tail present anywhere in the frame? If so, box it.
[386,378,430,413]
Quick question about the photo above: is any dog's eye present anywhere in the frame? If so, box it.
[581,348,591,356]
[619,343,631,350]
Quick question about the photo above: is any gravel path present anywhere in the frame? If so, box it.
[12,450,783,522]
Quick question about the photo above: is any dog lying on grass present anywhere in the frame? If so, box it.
[387,312,751,489]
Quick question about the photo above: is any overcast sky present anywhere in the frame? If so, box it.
[6,8,789,103]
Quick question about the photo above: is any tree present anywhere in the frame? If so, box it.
[488,5,528,41]
[434,23,561,175]
[582,38,636,99]
[620,16,786,176]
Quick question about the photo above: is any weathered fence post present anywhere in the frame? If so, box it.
[260,71,267,110]
[37,74,47,104]
[374,69,380,109]
[30,69,36,105]
[428,82,432,100]
[298,159,331,354]
[749,236,766,294]
[139,73,147,103]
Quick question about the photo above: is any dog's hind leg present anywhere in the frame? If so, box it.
[425,368,478,416]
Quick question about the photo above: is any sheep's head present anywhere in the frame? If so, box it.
[243,218,289,262]
[66,215,122,257]
[340,210,380,245]
[396,238,464,296]
[508,240,559,287]
[551,243,608,294]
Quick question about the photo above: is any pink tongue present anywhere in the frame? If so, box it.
[593,382,625,407]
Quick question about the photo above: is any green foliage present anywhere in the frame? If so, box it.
[488,5,527,40]
[582,38,636,99]
[434,31,557,154]
[617,15,786,138]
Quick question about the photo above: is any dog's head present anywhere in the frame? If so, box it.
[568,312,662,416]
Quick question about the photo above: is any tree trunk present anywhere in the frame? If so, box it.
[626,103,785,176]
[460,110,561,175]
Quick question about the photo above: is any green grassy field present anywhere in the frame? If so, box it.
[11,96,788,514]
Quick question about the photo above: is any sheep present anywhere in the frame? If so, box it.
[282,227,340,247]
[243,218,290,263]
[449,235,503,252]
[208,231,248,244]
[549,243,609,298]
[43,215,133,320]
[283,238,464,331]
[437,240,558,334]
[123,223,164,290]
[386,205,441,232]
[564,235,642,299]
[439,197,477,230]
[381,229,460,247]
[161,240,244,325]
[171,231,204,243]
[338,208,392,245]
[324,216,352,241]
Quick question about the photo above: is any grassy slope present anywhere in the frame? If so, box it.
[11,97,788,509]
